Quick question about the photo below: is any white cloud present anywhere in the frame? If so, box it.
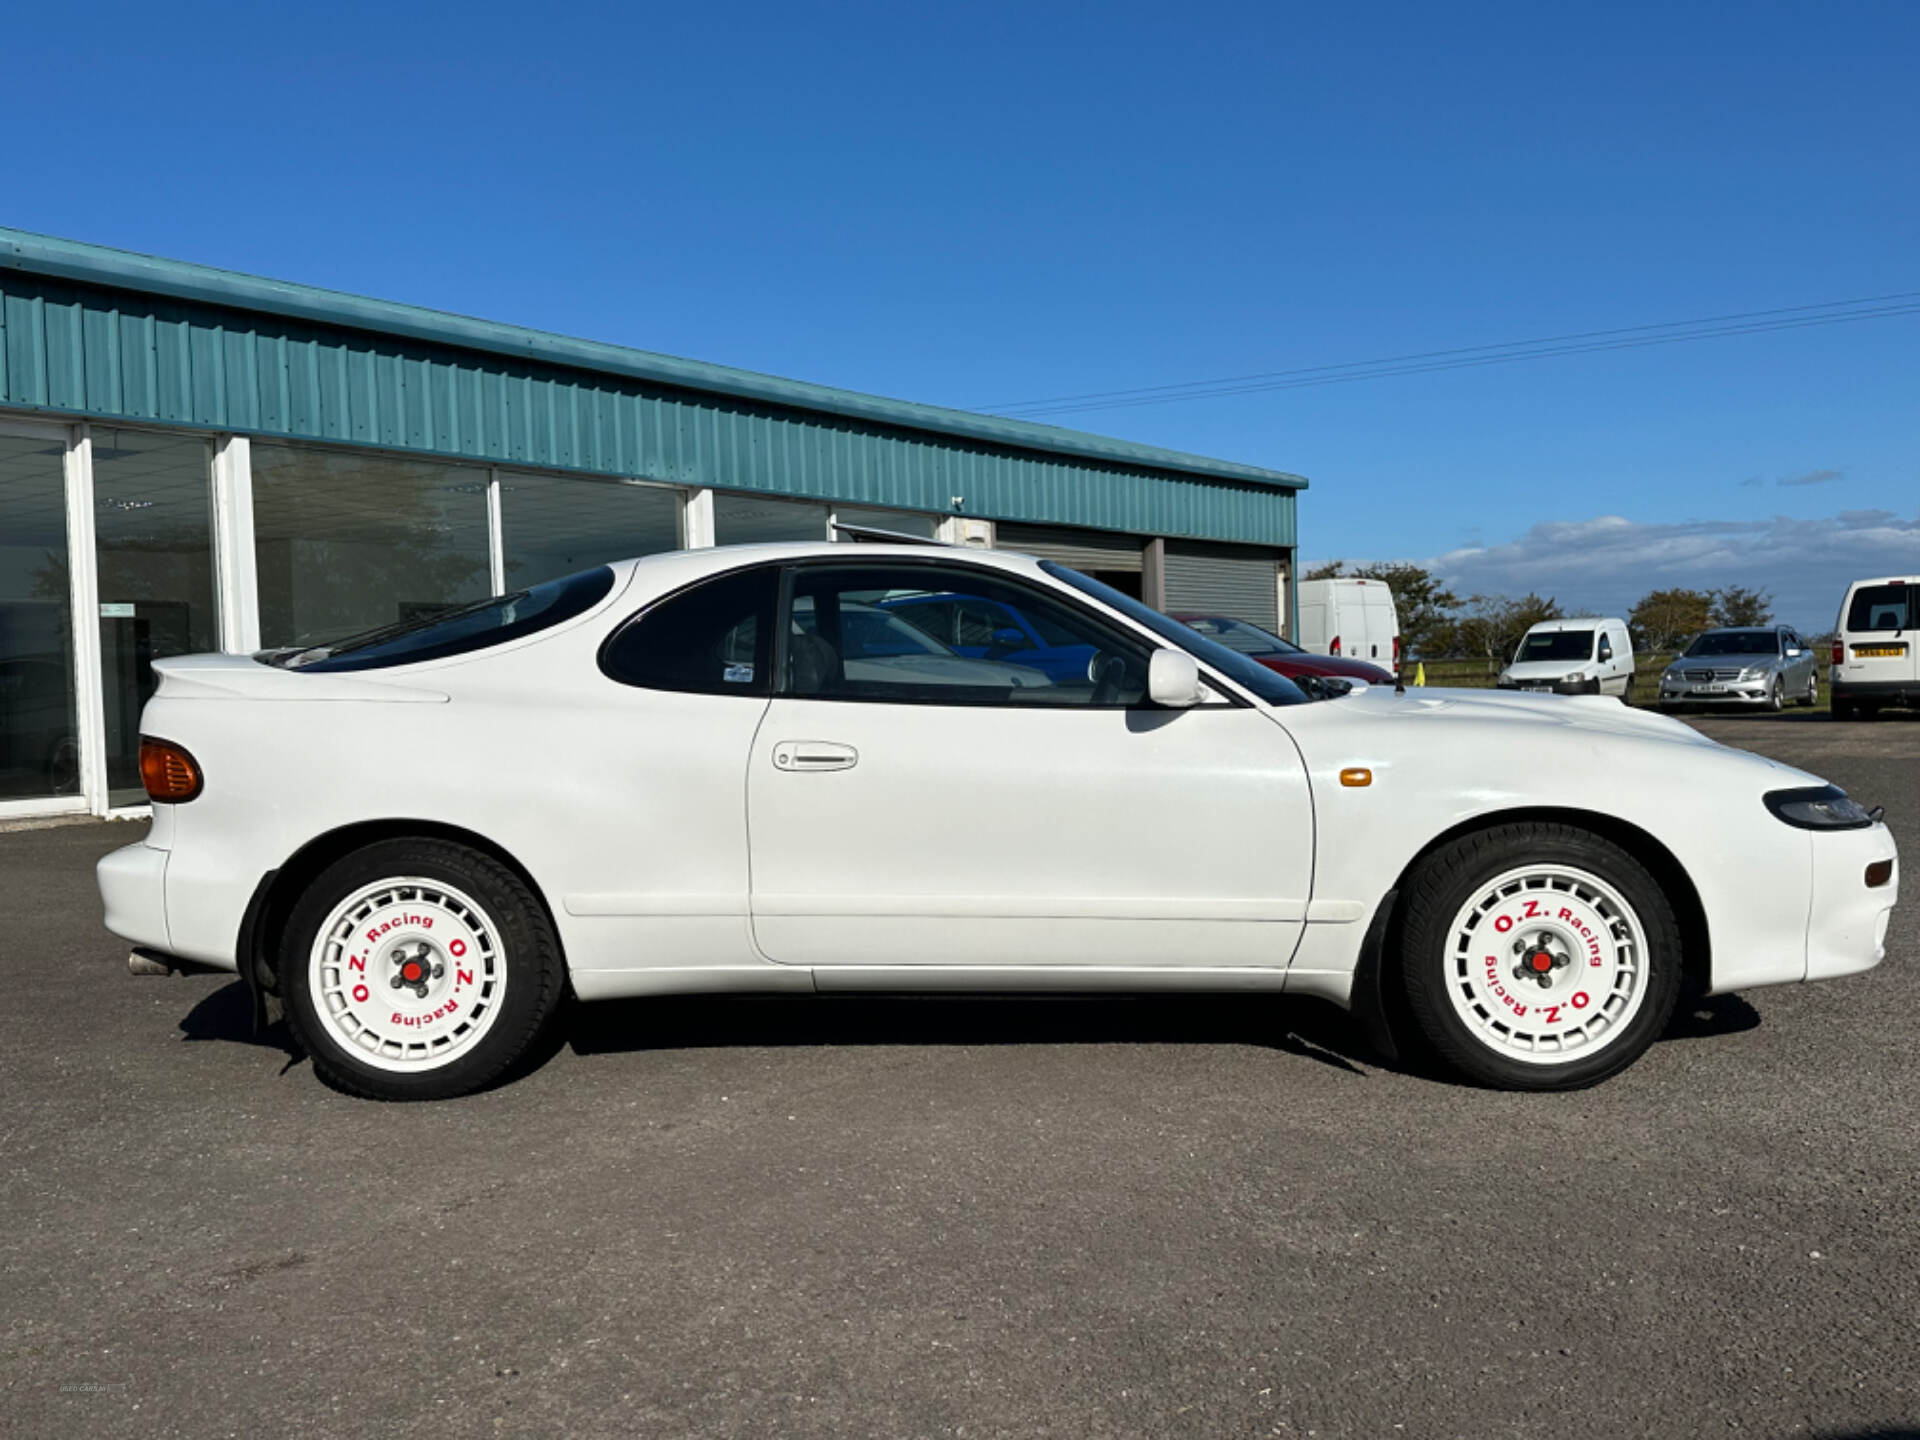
[1420,509,1920,628]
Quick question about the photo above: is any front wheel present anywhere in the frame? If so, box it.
[1798,670,1818,707]
[1397,823,1682,1090]
[280,838,566,1100]
[1768,676,1785,711]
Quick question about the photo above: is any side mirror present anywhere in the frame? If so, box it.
[990,627,1025,650]
[1148,648,1205,707]
[1786,647,1803,657]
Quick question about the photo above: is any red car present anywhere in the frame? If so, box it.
[1175,614,1396,687]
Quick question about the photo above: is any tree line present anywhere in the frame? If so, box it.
[1303,561,1777,667]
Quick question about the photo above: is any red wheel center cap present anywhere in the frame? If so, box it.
[402,961,424,983]
[1528,951,1555,973]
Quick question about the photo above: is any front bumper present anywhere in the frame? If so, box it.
[1658,676,1778,705]
[1498,677,1601,696]
[98,840,172,954]
[1806,823,1899,981]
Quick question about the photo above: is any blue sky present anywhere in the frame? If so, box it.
[7,0,1916,629]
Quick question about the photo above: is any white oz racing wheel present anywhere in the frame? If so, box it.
[1399,823,1682,1090]
[1442,864,1650,1064]
[282,839,565,1101]
[309,877,507,1071]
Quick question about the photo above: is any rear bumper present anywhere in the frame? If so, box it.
[1831,678,1920,707]
[97,840,172,955]
[1806,823,1899,982]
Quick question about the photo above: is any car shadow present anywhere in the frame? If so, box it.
[565,991,1374,1077]
[172,980,1762,1089]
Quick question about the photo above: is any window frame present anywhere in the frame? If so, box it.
[770,556,1245,711]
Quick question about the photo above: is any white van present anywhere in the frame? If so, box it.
[1498,617,1636,700]
[1831,576,1917,720]
[1296,577,1400,667]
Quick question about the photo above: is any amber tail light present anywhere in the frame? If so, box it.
[139,736,203,803]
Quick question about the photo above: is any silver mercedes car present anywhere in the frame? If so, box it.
[1657,625,1822,710]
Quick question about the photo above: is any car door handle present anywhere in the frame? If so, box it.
[772,741,858,772]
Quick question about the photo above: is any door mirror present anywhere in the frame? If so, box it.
[989,626,1025,652]
[1148,648,1205,707]
[1786,646,1803,657]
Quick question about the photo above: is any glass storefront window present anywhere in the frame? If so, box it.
[713,492,829,546]
[501,473,682,588]
[90,429,218,804]
[0,432,80,801]
[252,443,492,649]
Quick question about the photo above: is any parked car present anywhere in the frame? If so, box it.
[1295,577,1400,667]
[1498,618,1636,699]
[1830,576,1917,721]
[1658,626,1820,711]
[1175,613,1394,686]
[872,590,1095,684]
[100,543,1897,1100]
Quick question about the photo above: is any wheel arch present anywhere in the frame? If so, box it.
[236,818,563,1028]
[1348,805,1711,1060]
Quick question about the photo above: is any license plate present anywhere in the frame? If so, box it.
[1853,645,1906,658]
[1692,684,1728,694]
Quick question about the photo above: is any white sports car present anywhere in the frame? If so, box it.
[98,542,1899,1100]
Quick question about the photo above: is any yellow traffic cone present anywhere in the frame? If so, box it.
[1413,661,1426,687]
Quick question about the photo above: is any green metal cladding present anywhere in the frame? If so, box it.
[0,229,1301,546]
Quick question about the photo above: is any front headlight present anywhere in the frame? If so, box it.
[1764,785,1877,830]
[1566,670,1586,684]
[1738,666,1764,681]
[1497,670,1511,684]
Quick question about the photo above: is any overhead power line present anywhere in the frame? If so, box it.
[979,291,1920,419]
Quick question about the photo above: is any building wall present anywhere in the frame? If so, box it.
[0,272,1296,549]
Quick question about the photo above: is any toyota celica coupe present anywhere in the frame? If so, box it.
[99,543,1899,1100]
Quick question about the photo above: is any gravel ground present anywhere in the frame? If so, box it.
[1,714,1915,1439]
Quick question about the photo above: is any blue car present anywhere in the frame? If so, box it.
[876,592,1097,685]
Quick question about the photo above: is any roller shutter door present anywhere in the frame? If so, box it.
[994,523,1144,572]
[1163,541,1281,632]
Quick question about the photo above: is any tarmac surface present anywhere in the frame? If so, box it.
[2,711,1915,1438]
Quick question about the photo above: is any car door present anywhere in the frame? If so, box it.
[745,559,1315,971]
[1839,583,1918,688]
[1594,629,1620,694]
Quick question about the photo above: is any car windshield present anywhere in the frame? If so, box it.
[1179,615,1303,656]
[267,566,616,672]
[1685,631,1779,657]
[1515,630,1594,663]
[1041,563,1310,705]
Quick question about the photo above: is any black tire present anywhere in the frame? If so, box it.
[1622,678,1636,706]
[1798,670,1817,708]
[1396,822,1683,1090]
[280,838,566,1101]
[1767,676,1785,712]
[1833,697,1856,722]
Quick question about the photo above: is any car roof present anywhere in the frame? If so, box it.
[1525,617,1620,631]
[1845,576,1914,588]
[614,540,1055,586]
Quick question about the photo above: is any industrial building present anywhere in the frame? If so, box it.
[0,228,1305,819]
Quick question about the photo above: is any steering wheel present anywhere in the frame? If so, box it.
[1087,651,1128,706]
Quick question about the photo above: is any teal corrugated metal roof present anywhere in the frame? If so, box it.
[0,228,1304,493]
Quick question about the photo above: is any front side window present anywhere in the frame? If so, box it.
[784,564,1148,706]
[1516,630,1595,663]
[602,565,777,696]
[1846,584,1911,633]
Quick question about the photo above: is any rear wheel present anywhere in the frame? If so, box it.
[1833,697,1857,721]
[1397,823,1682,1090]
[280,839,566,1101]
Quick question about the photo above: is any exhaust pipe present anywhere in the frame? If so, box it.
[128,948,176,976]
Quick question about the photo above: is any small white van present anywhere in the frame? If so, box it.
[1831,576,1917,720]
[1296,577,1400,667]
[1498,617,1636,700]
